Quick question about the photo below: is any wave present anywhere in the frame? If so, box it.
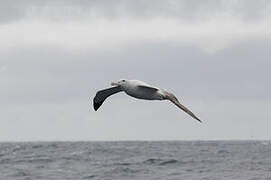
[159,159,178,166]
[83,175,97,179]
[143,158,178,166]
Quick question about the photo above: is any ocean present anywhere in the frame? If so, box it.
[0,141,271,180]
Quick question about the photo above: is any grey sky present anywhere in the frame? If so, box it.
[1,0,271,141]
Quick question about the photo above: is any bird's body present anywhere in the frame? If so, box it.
[121,80,163,100]
[93,79,201,122]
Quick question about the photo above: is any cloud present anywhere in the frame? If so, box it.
[1,0,271,22]
[1,16,271,53]
[0,0,271,53]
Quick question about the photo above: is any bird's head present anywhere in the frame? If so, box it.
[111,79,127,87]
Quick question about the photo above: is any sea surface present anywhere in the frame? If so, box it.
[0,141,271,180]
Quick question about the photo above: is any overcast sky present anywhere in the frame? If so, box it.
[1,0,271,141]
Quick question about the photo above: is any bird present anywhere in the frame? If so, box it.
[93,79,201,122]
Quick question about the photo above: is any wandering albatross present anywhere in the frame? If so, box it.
[93,79,201,122]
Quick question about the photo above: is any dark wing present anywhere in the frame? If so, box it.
[166,92,202,123]
[173,100,202,123]
[93,86,123,111]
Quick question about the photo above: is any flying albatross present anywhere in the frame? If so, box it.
[93,79,201,122]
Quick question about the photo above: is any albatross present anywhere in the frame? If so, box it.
[93,79,201,122]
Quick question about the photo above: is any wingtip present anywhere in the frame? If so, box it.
[93,101,102,111]
[93,103,99,111]
[196,118,202,123]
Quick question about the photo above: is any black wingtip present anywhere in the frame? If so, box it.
[194,117,202,123]
[93,101,102,111]
[93,94,103,111]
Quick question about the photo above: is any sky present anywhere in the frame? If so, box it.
[1,0,271,141]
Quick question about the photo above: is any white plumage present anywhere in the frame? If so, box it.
[93,79,201,122]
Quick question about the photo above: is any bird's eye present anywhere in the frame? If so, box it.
[122,80,125,82]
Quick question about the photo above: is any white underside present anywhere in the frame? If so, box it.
[125,88,163,100]
[121,80,164,100]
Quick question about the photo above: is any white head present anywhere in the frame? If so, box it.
[111,79,128,87]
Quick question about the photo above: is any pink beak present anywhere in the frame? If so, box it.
[111,81,119,86]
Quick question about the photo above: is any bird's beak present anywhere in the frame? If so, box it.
[111,81,119,86]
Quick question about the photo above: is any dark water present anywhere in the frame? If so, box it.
[1,141,271,180]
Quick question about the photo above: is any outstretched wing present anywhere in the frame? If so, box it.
[166,92,202,123]
[93,86,123,111]
[137,85,159,93]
